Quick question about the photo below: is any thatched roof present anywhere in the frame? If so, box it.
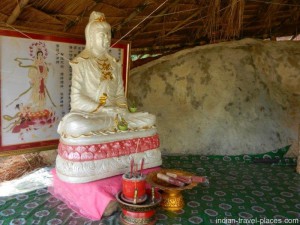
[0,0,299,56]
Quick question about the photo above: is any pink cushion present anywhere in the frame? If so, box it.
[48,167,160,220]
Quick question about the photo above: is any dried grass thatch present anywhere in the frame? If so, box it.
[263,0,286,31]
[0,0,299,54]
[204,0,221,41]
[204,0,245,41]
[222,0,244,39]
[0,153,48,182]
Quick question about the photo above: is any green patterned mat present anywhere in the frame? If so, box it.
[0,147,299,225]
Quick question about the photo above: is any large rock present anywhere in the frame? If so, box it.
[128,38,300,156]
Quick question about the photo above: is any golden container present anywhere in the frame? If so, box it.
[146,169,198,211]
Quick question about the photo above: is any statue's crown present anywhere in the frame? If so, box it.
[95,15,106,22]
[89,11,106,23]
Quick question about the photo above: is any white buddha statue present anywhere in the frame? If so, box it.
[57,12,155,138]
[55,12,161,183]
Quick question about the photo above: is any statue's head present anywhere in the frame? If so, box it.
[85,12,111,56]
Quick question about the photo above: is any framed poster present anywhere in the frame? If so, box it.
[0,29,130,156]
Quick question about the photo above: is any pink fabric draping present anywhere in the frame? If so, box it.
[48,167,160,220]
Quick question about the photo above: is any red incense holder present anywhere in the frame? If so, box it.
[122,173,146,204]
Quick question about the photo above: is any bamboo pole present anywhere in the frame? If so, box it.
[6,0,30,25]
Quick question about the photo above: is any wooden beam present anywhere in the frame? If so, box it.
[113,1,149,32]
[192,0,212,40]
[0,24,84,39]
[262,0,286,30]
[132,42,196,54]
[119,20,202,35]
[64,2,97,31]
[28,7,64,25]
[6,0,30,25]
[242,23,300,38]
[64,11,85,32]
[0,12,8,18]
[131,39,209,55]
[243,21,282,31]
[158,9,201,39]
[272,2,300,35]
[129,0,180,40]
[242,2,269,28]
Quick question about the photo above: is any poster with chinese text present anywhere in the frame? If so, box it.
[0,29,130,155]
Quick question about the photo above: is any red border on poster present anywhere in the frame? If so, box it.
[0,29,130,155]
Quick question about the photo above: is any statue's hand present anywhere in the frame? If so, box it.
[91,93,108,113]
[99,93,108,106]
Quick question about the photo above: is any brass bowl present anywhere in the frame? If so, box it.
[116,190,162,225]
[116,191,162,212]
[146,169,198,211]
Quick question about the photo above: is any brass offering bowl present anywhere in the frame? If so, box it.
[146,169,198,211]
[116,190,162,225]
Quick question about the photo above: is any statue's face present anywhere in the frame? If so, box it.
[91,27,111,54]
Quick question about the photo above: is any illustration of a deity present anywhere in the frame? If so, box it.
[3,41,57,137]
